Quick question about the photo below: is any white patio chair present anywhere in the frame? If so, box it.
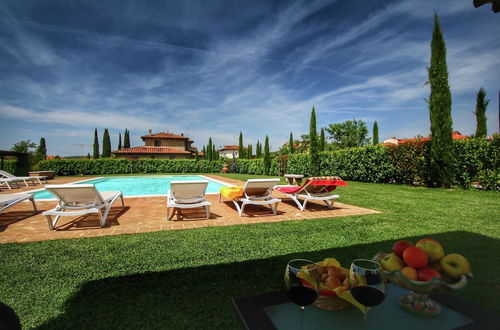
[0,170,46,186]
[42,184,124,230]
[219,178,281,217]
[0,193,37,214]
[167,180,211,220]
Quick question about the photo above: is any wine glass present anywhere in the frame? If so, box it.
[284,259,320,329]
[349,259,386,329]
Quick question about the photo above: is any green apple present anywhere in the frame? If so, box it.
[416,239,445,262]
[440,254,470,279]
[380,253,404,272]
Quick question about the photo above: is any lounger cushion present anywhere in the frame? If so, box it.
[220,186,243,199]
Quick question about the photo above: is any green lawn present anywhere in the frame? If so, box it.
[0,175,499,328]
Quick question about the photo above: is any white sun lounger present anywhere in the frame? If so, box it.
[0,170,46,186]
[0,193,37,214]
[219,178,281,216]
[42,184,124,230]
[167,180,211,220]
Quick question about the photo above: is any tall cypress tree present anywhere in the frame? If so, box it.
[102,128,111,158]
[263,135,271,175]
[124,129,131,148]
[202,146,206,160]
[118,132,122,150]
[37,137,47,160]
[309,107,320,176]
[212,144,217,160]
[195,149,199,161]
[256,141,261,158]
[428,13,454,188]
[373,121,379,145]
[289,133,295,154]
[207,138,213,161]
[87,153,91,160]
[238,131,245,159]
[247,144,253,159]
[93,128,99,159]
[474,87,489,137]
[319,128,326,151]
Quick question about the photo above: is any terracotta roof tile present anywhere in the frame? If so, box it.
[140,132,189,140]
[220,145,247,150]
[112,147,191,154]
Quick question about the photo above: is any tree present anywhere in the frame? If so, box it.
[474,87,489,137]
[256,141,262,158]
[118,133,122,150]
[212,144,217,160]
[87,153,91,160]
[289,133,295,154]
[325,119,369,149]
[102,128,111,158]
[319,128,326,152]
[11,140,37,153]
[124,129,131,149]
[195,149,199,161]
[207,138,213,161]
[263,135,271,175]
[202,146,206,160]
[93,129,99,159]
[37,138,47,160]
[373,121,379,145]
[247,144,253,159]
[427,13,454,188]
[238,131,245,159]
[309,107,320,176]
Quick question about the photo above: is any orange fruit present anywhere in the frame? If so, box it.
[401,266,418,281]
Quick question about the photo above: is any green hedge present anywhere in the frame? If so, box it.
[39,159,224,176]
[36,137,499,189]
[1,159,17,174]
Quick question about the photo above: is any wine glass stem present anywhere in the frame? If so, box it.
[364,307,370,330]
[299,306,305,330]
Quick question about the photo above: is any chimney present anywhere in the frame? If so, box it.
[148,129,152,135]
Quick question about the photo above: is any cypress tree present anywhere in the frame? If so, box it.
[195,149,199,161]
[263,135,271,175]
[93,128,99,159]
[87,153,91,160]
[102,128,111,158]
[319,128,326,151]
[124,129,131,148]
[428,13,454,188]
[289,133,295,154]
[474,87,489,137]
[118,132,122,150]
[207,138,213,161]
[373,121,379,145]
[37,137,47,160]
[202,146,206,160]
[256,141,261,158]
[247,144,253,159]
[238,131,245,159]
[212,144,217,160]
[309,107,320,176]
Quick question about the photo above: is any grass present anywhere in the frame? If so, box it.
[0,175,499,328]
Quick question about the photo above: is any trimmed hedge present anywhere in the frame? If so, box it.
[37,137,499,189]
[39,159,224,176]
[1,159,17,174]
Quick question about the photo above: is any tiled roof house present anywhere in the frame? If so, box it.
[113,130,197,159]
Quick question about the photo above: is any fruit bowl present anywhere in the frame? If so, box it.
[374,252,470,316]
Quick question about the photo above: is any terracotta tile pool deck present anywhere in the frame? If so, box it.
[0,175,379,244]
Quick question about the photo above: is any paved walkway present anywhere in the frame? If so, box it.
[0,175,379,244]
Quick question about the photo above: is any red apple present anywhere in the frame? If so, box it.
[440,254,471,279]
[380,253,404,272]
[418,267,442,281]
[392,240,414,257]
[403,247,428,269]
[416,239,445,262]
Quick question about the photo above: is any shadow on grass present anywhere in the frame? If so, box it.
[36,231,499,329]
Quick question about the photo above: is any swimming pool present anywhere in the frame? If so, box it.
[33,175,229,199]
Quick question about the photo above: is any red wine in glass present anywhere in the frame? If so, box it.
[350,286,386,307]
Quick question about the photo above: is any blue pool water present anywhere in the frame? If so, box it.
[33,175,227,199]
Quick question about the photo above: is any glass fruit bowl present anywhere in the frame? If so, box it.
[373,252,471,316]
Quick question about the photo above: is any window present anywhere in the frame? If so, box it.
[154,140,161,147]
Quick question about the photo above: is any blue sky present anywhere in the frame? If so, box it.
[0,0,499,156]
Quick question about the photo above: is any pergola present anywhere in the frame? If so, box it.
[0,150,29,171]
